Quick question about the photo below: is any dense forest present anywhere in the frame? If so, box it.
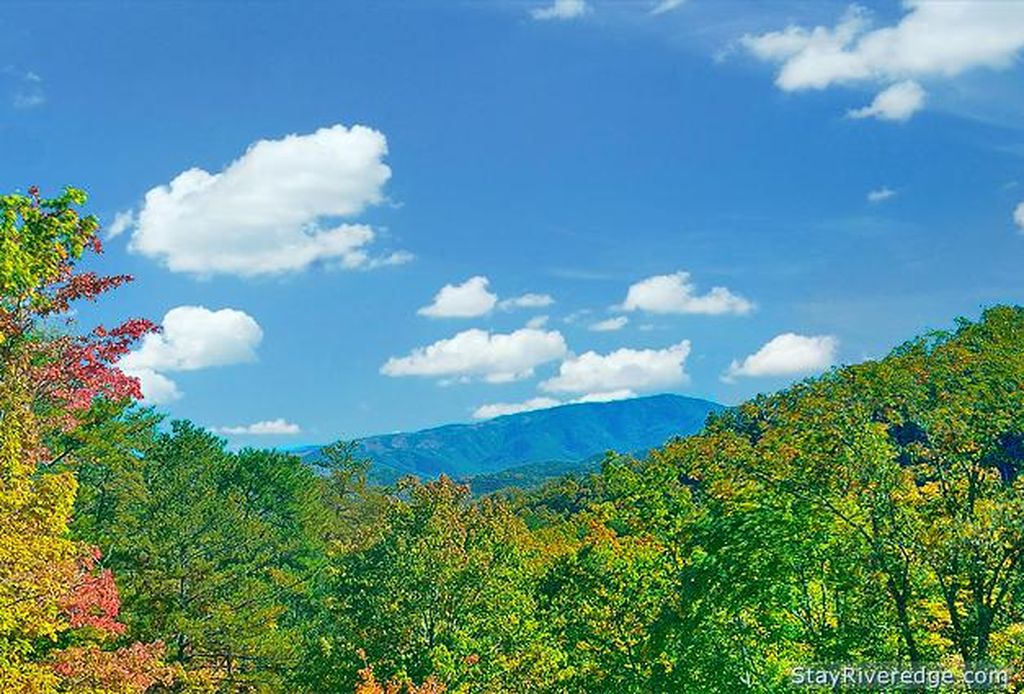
[2,187,1023,692]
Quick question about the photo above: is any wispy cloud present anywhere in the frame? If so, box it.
[588,316,628,332]
[7,68,45,109]
[848,81,925,122]
[650,0,685,16]
[531,0,589,21]
[472,397,560,420]
[472,390,639,420]
[213,419,302,436]
[867,187,896,203]
[107,210,136,239]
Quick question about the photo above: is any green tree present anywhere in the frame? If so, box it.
[305,476,562,692]
[71,420,328,690]
[0,185,171,691]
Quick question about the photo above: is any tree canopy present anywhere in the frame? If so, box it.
[3,185,1023,692]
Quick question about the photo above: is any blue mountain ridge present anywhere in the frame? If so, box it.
[290,393,724,483]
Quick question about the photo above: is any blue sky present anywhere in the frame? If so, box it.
[2,1,1023,443]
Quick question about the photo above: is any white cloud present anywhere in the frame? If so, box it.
[107,210,135,239]
[122,307,262,371]
[621,271,754,315]
[418,277,553,318]
[572,389,637,403]
[498,293,555,310]
[589,316,629,332]
[472,397,561,420]
[10,69,44,109]
[867,187,897,203]
[723,333,838,382]
[127,369,182,405]
[365,250,414,269]
[531,0,588,21]
[651,0,685,16]
[471,389,639,420]
[563,309,594,325]
[1014,202,1024,232]
[848,80,926,121]
[124,124,407,276]
[526,315,550,329]
[418,276,498,318]
[540,340,691,395]
[119,306,263,403]
[742,2,1024,120]
[741,6,874,89]
[13,91,44,109]
[213,418,302,435]
[381,328,569,383]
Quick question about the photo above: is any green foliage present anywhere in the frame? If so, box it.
[69,420,329,690]
[0,185,96,314]
[57,305,1024,692]
[459,455,605,497]
[0,184,171,692]
[300,476,564,693]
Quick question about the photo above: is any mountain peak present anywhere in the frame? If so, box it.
[294,393,723,481]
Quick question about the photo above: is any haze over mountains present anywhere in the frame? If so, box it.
[292,394,724,486]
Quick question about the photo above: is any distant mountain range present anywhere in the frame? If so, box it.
[292,394,724,489]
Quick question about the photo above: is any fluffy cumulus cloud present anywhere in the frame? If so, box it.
[531,0,588,21]
[418,276,554,318]
[381,328,569,384]
[589,316,629,332]
[540,341,691,395]
[1014,202,1024,232]
[621,272,753,316]
[848,80,925,121]
[742,2,1024,120]
[723,333,838,382]
[129,370,182,405]
[123,124,410,276]
[472,397,561,420]
[119,306,263,403]
[867,187,897,203]
[418,276,498,318]
[213,419,301,436]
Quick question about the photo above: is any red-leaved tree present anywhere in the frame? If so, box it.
[0,185,174,691]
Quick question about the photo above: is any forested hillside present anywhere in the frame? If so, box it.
[292,393,723,482]
[3,188,1023,691]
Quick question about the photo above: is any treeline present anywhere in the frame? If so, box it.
[2,188,1023,692]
